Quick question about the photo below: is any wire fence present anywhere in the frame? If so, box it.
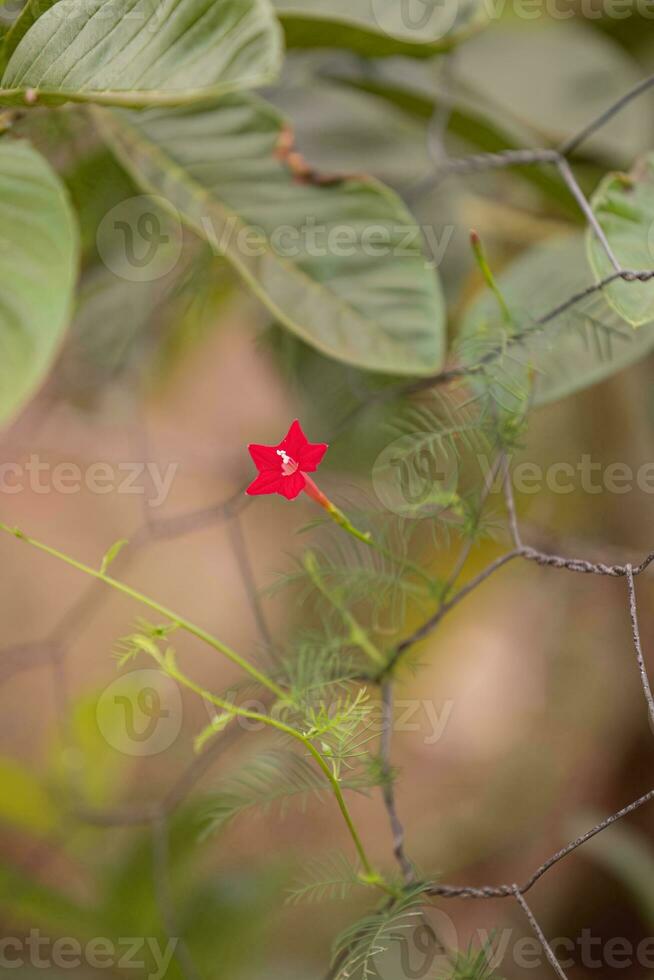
[2,66,654,980]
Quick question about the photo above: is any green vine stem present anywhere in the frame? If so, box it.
[470,229,515,332]
[0,522,286,701]
[0,521,390,893]
[303,551,386,667]
[305,478,439,595]
[368,537,439,594]
[150,648,388,890]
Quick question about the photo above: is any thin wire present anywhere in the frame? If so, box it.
[626,565,654,732]
[559,73,654,155]
[513,887,570,980]
[4,64,654,980]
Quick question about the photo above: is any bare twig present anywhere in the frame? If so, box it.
[386,550,521,672]
[380,680,415,884]
[227,512,273,650]
[502,456,522,549]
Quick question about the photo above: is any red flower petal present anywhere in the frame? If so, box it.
[248,443,281,474]
[280,419,328,472]
[247,421,327,500]
[297,440,328,473]
[246,471,285,496]
[281,419,310,459]
[278,471,306,500]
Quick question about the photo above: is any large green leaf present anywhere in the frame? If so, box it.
[0,140,78,426]
[273,0,487,57]
[587,157,654,327]
[266,79,431,190]
[454,20,652,163]
[0,0,55,72]
[325,69,578,217]
[93,97,445,375]
[53,265,163,402]
[0,0,282,107]
[264,77,475,302]
[459,235,654,408]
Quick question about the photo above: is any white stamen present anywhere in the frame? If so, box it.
[276,448,299,476]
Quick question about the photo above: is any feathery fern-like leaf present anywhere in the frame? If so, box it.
[445,940,505,980]
[287,851,363,905]
[200,749,328,838]
[331,886,431,980]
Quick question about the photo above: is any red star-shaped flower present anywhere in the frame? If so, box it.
[246,420,328,500]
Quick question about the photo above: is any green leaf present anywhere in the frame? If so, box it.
[454,20,651,163]
[0,0,282,107]
[324,70,579,217]
[587,158,654,327]
[93,96,445,375]
[54,264,163,402]
[459,234,654,408]
[50,693,124,807]
[194,711,235,753]
[0,757,58,834]
[0,862,96,933]
[100,538,129,574]
[0,0,56,72]
[273,0,487,58]
[332,885,430,980]
[201,750,329,837]
[266,78,430,191]
[287,851,362,905]
[0,140,78,427]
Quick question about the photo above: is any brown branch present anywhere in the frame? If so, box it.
[380,680,415,884]
[388,541,654,673]
[385,550,521,673]
[227,512,272,651]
